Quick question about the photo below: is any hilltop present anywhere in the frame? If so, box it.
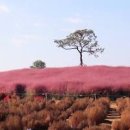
[0,66,130,94]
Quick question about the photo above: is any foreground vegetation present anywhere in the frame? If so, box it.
[1,92,130,130]
[0,94,110,130]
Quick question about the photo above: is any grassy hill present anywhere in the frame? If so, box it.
[0,66,130,94]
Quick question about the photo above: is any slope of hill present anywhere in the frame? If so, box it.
[0,66,130,94]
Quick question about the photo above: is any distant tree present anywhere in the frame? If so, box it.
[31,60,46,69]
[54,29,104,66]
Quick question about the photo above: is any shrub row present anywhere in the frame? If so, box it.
[0,94,110,130]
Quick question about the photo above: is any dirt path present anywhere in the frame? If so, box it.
[101,102,121,127]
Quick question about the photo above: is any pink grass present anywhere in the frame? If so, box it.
[0,65,130,93]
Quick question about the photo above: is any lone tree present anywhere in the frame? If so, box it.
[31,60,46,69]
[54,29,104,66]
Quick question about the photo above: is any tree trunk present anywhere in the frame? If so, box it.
[80,52,83,66]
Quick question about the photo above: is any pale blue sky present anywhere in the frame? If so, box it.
[0,0,130,71]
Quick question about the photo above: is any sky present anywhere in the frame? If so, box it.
[0,0,130,71]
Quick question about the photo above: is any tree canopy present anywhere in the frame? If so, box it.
[54,29,104,66]
[31,60,46,69]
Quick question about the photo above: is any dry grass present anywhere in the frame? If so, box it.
[0,95,112,129]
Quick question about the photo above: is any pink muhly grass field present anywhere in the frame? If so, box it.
[0,65,130,93]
